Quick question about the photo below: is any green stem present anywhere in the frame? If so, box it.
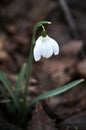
[42,25,47,37]
[22,21,51,122]
[23,21,51,105]
[23,27,37,105]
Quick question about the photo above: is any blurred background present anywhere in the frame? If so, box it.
[0,0,86,129]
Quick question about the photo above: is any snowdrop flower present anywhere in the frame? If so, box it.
[34,35,59,61]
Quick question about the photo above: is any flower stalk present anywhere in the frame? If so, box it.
[23,21,51,108]
[42,25,47,37]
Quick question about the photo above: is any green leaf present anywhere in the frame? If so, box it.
[0,85,15,112]
[29,79,84,107]
[15,63,26,98]
[0,71,20,110]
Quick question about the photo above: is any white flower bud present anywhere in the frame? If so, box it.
[34,35,59,61]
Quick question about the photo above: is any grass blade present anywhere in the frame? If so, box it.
[29,79,84,107]
[0,85,15,112]
[15,63,26,98]
[0,71,20,110]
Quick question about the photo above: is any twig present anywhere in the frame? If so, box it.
[58,0,79,39]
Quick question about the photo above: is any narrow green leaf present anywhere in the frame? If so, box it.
[0,71,20,110]
[15,63,26,98]
[22,79,84,123]
[0,85,15,112]
[29,79,84,107]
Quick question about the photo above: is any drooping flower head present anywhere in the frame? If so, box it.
[34,35,59,61]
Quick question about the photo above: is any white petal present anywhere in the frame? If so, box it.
[33,35,59,61]
[33,36,43,61]
[48,36,59,55]
[34,44,41,61]
[35,36,43,45]
[40,36,53,58]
